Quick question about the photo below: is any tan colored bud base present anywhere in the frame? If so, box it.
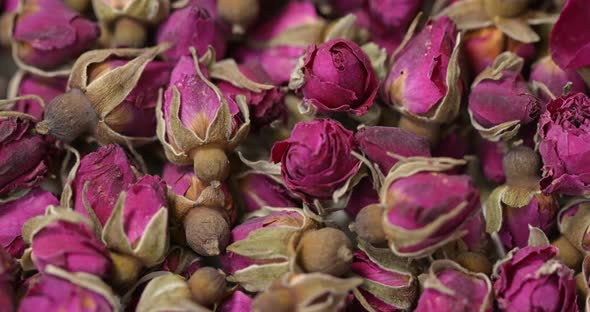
[192,146,230,184]
[184,208,230,256]
[296,228,353,277]
[483,0,529,18]
[188,267,226,307]
[354,204,387,245]
[109,252,143,289]
[218,0,259,28]
[113,18,147,48]
[552,236,583,269]
[455,252,493,276]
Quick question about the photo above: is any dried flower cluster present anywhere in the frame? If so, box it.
[0,0,589,311]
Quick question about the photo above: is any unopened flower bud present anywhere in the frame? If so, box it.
[187,267,226,307]
[184,207,230,256]
[296,228,353,277]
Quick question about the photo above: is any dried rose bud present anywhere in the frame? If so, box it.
[382,17,462,132]
[160,246,203,279]
[7,72,67,120]
[355,126,431,174]
[157,0,227,61]
[416,260,492,312]
[92,0,169,27]
[550,0,590,82]
[345,176,379,218]
[234,1,326,85]
[477,138,505,184]
[557,200,590,255]
[158,54,249,183]
[19,266,119,311]
[25,217,111,278]
[187,267,226,307]
[216,62,285,129]
[102,175,168,271]
[382,172,481,257]
[219,290,252,312]
[493,246,578,312]
[11,0,99,71]
[0,188,58,258]
[531,55,587,106]
[237,173,300,213]
[184,207,230,256]
[538,93,590,195]
[366,0,421,30]
[292,38,378,116]
[469,52,539,142]
[220,209,317,292]
[70,144,136,226]
[136,273,212,311]
[463,26,535,75]
[271,119,360,202]
[0,115,51,196]
[0,247,16,312]
[295,227,353,277]
[354,204,386,245]
[350,241,417,311]
[252,273,362,312]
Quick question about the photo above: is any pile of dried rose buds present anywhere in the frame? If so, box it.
[1,0,590,311]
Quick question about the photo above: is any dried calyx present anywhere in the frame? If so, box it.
[483,0,529,18]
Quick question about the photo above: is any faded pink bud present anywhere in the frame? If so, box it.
[494,246,578,312]
[237,173,300,213]
[156,0,227,61]
[367,0,422,30]
[71,144,136,226]
[539,93,590,195]
[219,291,252,312]
[300,39,379,116]
[382,173,480,257]
[550,0,590,70]
[217,62,285,128]
[0,188,58,258]
[12,0,99,70]
[0,116,50,195]
[530,56,587,106]
[30,220,111,278]
[478,139,505,184]
[355,126,431,174]
[11,74,67,120]
[271,119,360,201]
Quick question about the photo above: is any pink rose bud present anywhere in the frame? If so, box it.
[71,144,136,226]
[9,73,67,120]
[216,62,285,129]
[12,0,99,70]
[157,0,227,61]
[0,116,51,196]
[19,267,118,311]
[530,55,587,106]
[271,119,360,202]
[463,26,535,75]
[382,17,461,121]
[160,55,248,183]
[29,219,111,278]
[355,126,431,174]
[0,247,17,312]
[0,188,58,258]
[494,246,578,312]
[539,93,590,195]
[237,173,300,213]
[351,247,417,311]
[382,172,480,257]
[219,290,252,312]
[235,1,324,85]
[478,139,505,184]
[550,0,590,71]
[367,0,422,29]
[416,260,492,312]
[298,39,379,116]
[345,177,379,218]
[469,68,538,129]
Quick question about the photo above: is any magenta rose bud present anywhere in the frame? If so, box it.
[298,39,379,116]
[367,0,422,29]
[19,268,118,312]
[271,119,360,202]
[382,17,460,119]
[416,261,492,312]
[355,126,431,174]
[494,246,578,312]
[29,220,111,278]
[530,55,587,106]
[0,188,58,258]
[156,0,227,61]
[238,173,300,213]
[234,1,323,85]
[539,93,590,195]
[550,0,590,71]
[9,73,67,120]
[216,62,285,129]
[382,172,481,257]
[12,0,99,70]
[478,139,505,184]
[0,247,16,312]
[0,116,50,196]
[219,291,252,312]
[71,144,136,226]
